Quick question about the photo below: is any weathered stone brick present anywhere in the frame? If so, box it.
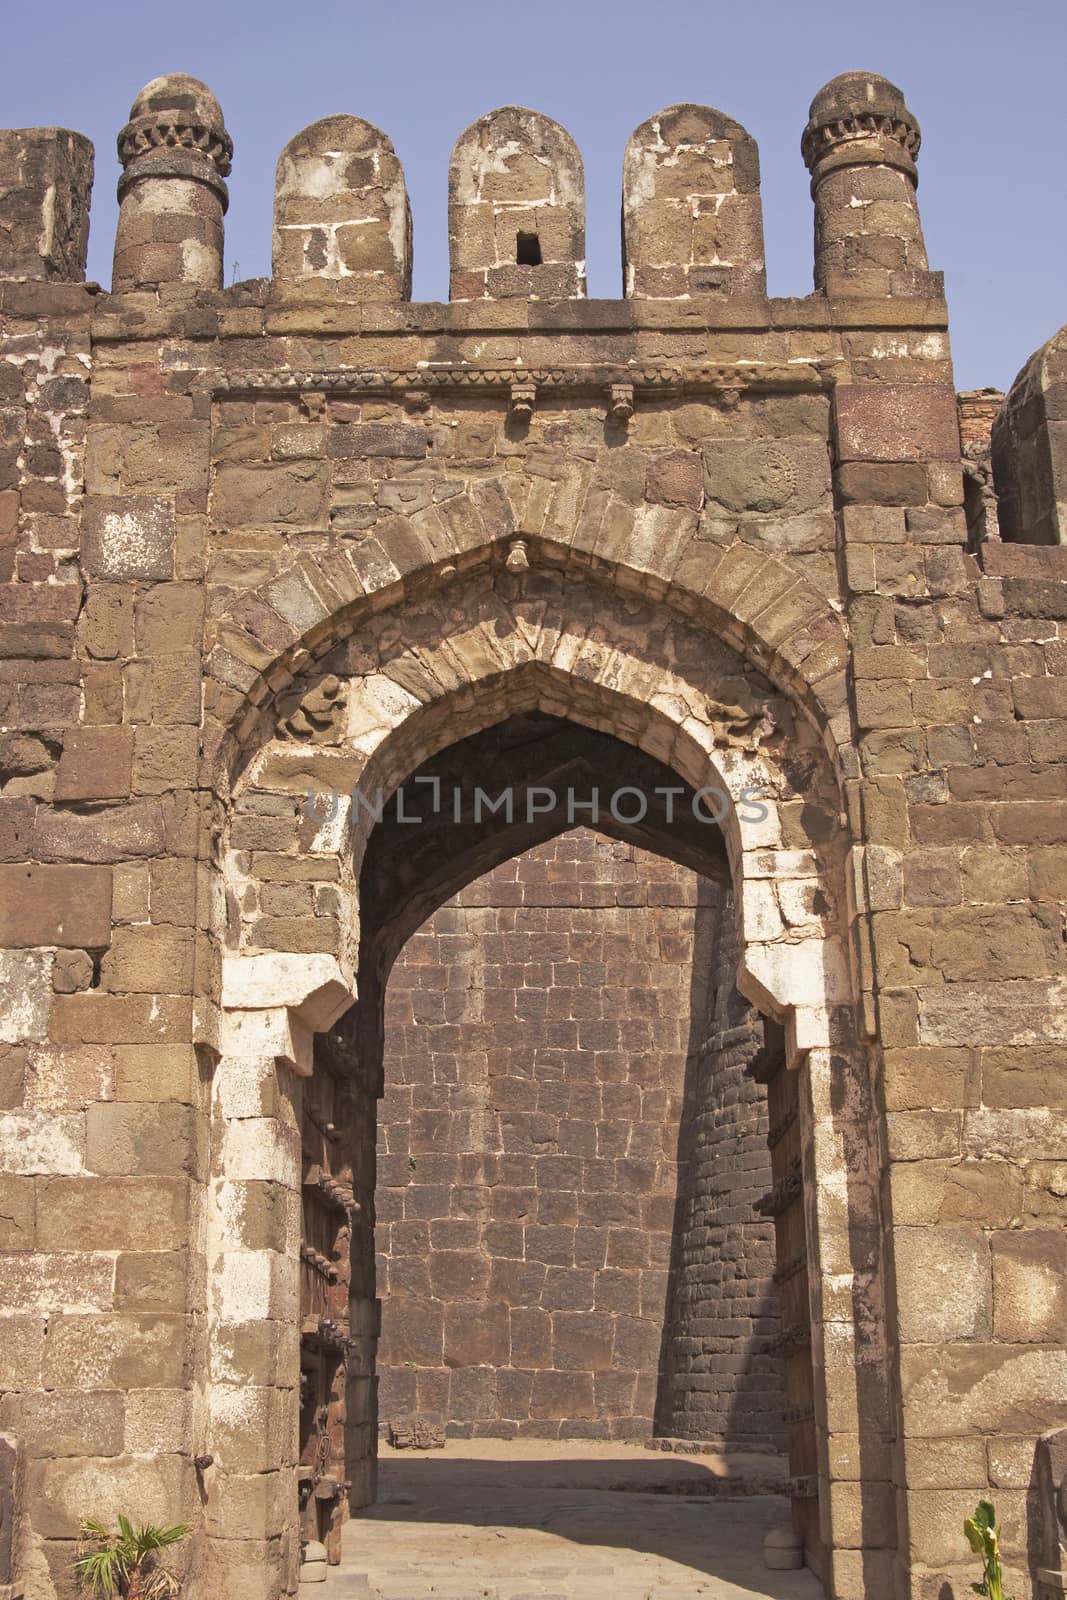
[54,727,134,801]
[100,928,193,996]
[50,993,192,1046]
[34,800,166,863]
[211,462,330,526]
[893,1226,991,1342]
[36,1175,191,1251]
[82,496,175,581]
[645,451,703,510]
[991,1229,1067,1342]
[0,1391,124,1457]
[85,1107,198,1184]
[327,424,427,459]
[0,864,112,947]
[834,384,960,462]
[0,1172,35,1248]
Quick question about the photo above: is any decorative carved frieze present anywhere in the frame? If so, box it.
[209,360,835,401]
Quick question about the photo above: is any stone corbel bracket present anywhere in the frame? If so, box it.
[607,381,634,425]
[217,953,356,1075]
[508,380,537,422]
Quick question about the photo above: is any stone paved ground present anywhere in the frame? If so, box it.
[318,1442,823,1599]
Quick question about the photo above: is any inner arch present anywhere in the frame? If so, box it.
[298,709,799,1570]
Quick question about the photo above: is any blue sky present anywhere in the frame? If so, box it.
[6,0,1065,390]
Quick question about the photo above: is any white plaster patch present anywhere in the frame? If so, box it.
[217,1249,274,1322]
[747,848,819,879]
[215,1248,298,1325]
[0,1109,84,1174]
[220,1116,299,1185]
[24,1044,114,1111]
[745,880,785,942]
[309,790,350,855]
[205,1365,265,1422]
[0,950,54,1043]
[776,877,826,932]
[221,952,348,1013]
[215,1054,277,1120]
[217,1005,302,1062]
[0,1251,113,1312]
[213,1178,251,1251]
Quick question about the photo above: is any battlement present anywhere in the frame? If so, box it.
[0,70,940,305]
[2,68,1066,556]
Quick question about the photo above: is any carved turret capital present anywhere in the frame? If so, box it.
[802,71,920,188]
[118,116,232,177]
[117,73,232,205]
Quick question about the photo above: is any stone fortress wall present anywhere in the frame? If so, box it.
[0,65,1064,1600]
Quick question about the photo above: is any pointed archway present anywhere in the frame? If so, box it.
[199,556,885,1597]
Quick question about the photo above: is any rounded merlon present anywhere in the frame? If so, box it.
[806,70,912,130]
[622,103,765,299]
[802,69,920,182]
[991,323,1067,545]
[448,106,585,300]
[0,127,94,281]
[118,71,231,181]
[272,114,411,296]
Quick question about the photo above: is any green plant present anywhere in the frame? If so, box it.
[73,1516,189,1600]
[963,1500,1015,1600]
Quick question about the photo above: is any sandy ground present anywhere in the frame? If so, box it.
[316,1440,823,1599]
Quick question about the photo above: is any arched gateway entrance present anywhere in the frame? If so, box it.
[202,549,889,1598]
[6,63,1066,1600]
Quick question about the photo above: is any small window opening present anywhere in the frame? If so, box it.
[516,231,542,267]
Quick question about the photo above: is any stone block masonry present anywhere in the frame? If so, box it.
[376,830,781,1444]
[0,61,1065,1600]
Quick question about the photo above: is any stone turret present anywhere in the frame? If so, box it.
[273,115,411,299]
[802,71,928,293]
[112,73,231,292]
[448,107,585,300]
[623,104,765,299]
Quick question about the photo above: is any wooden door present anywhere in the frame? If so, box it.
[298,1040,357,1564]
[751,1031,824,1584]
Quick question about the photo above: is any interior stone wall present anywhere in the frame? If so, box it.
[375,828,782,1444]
